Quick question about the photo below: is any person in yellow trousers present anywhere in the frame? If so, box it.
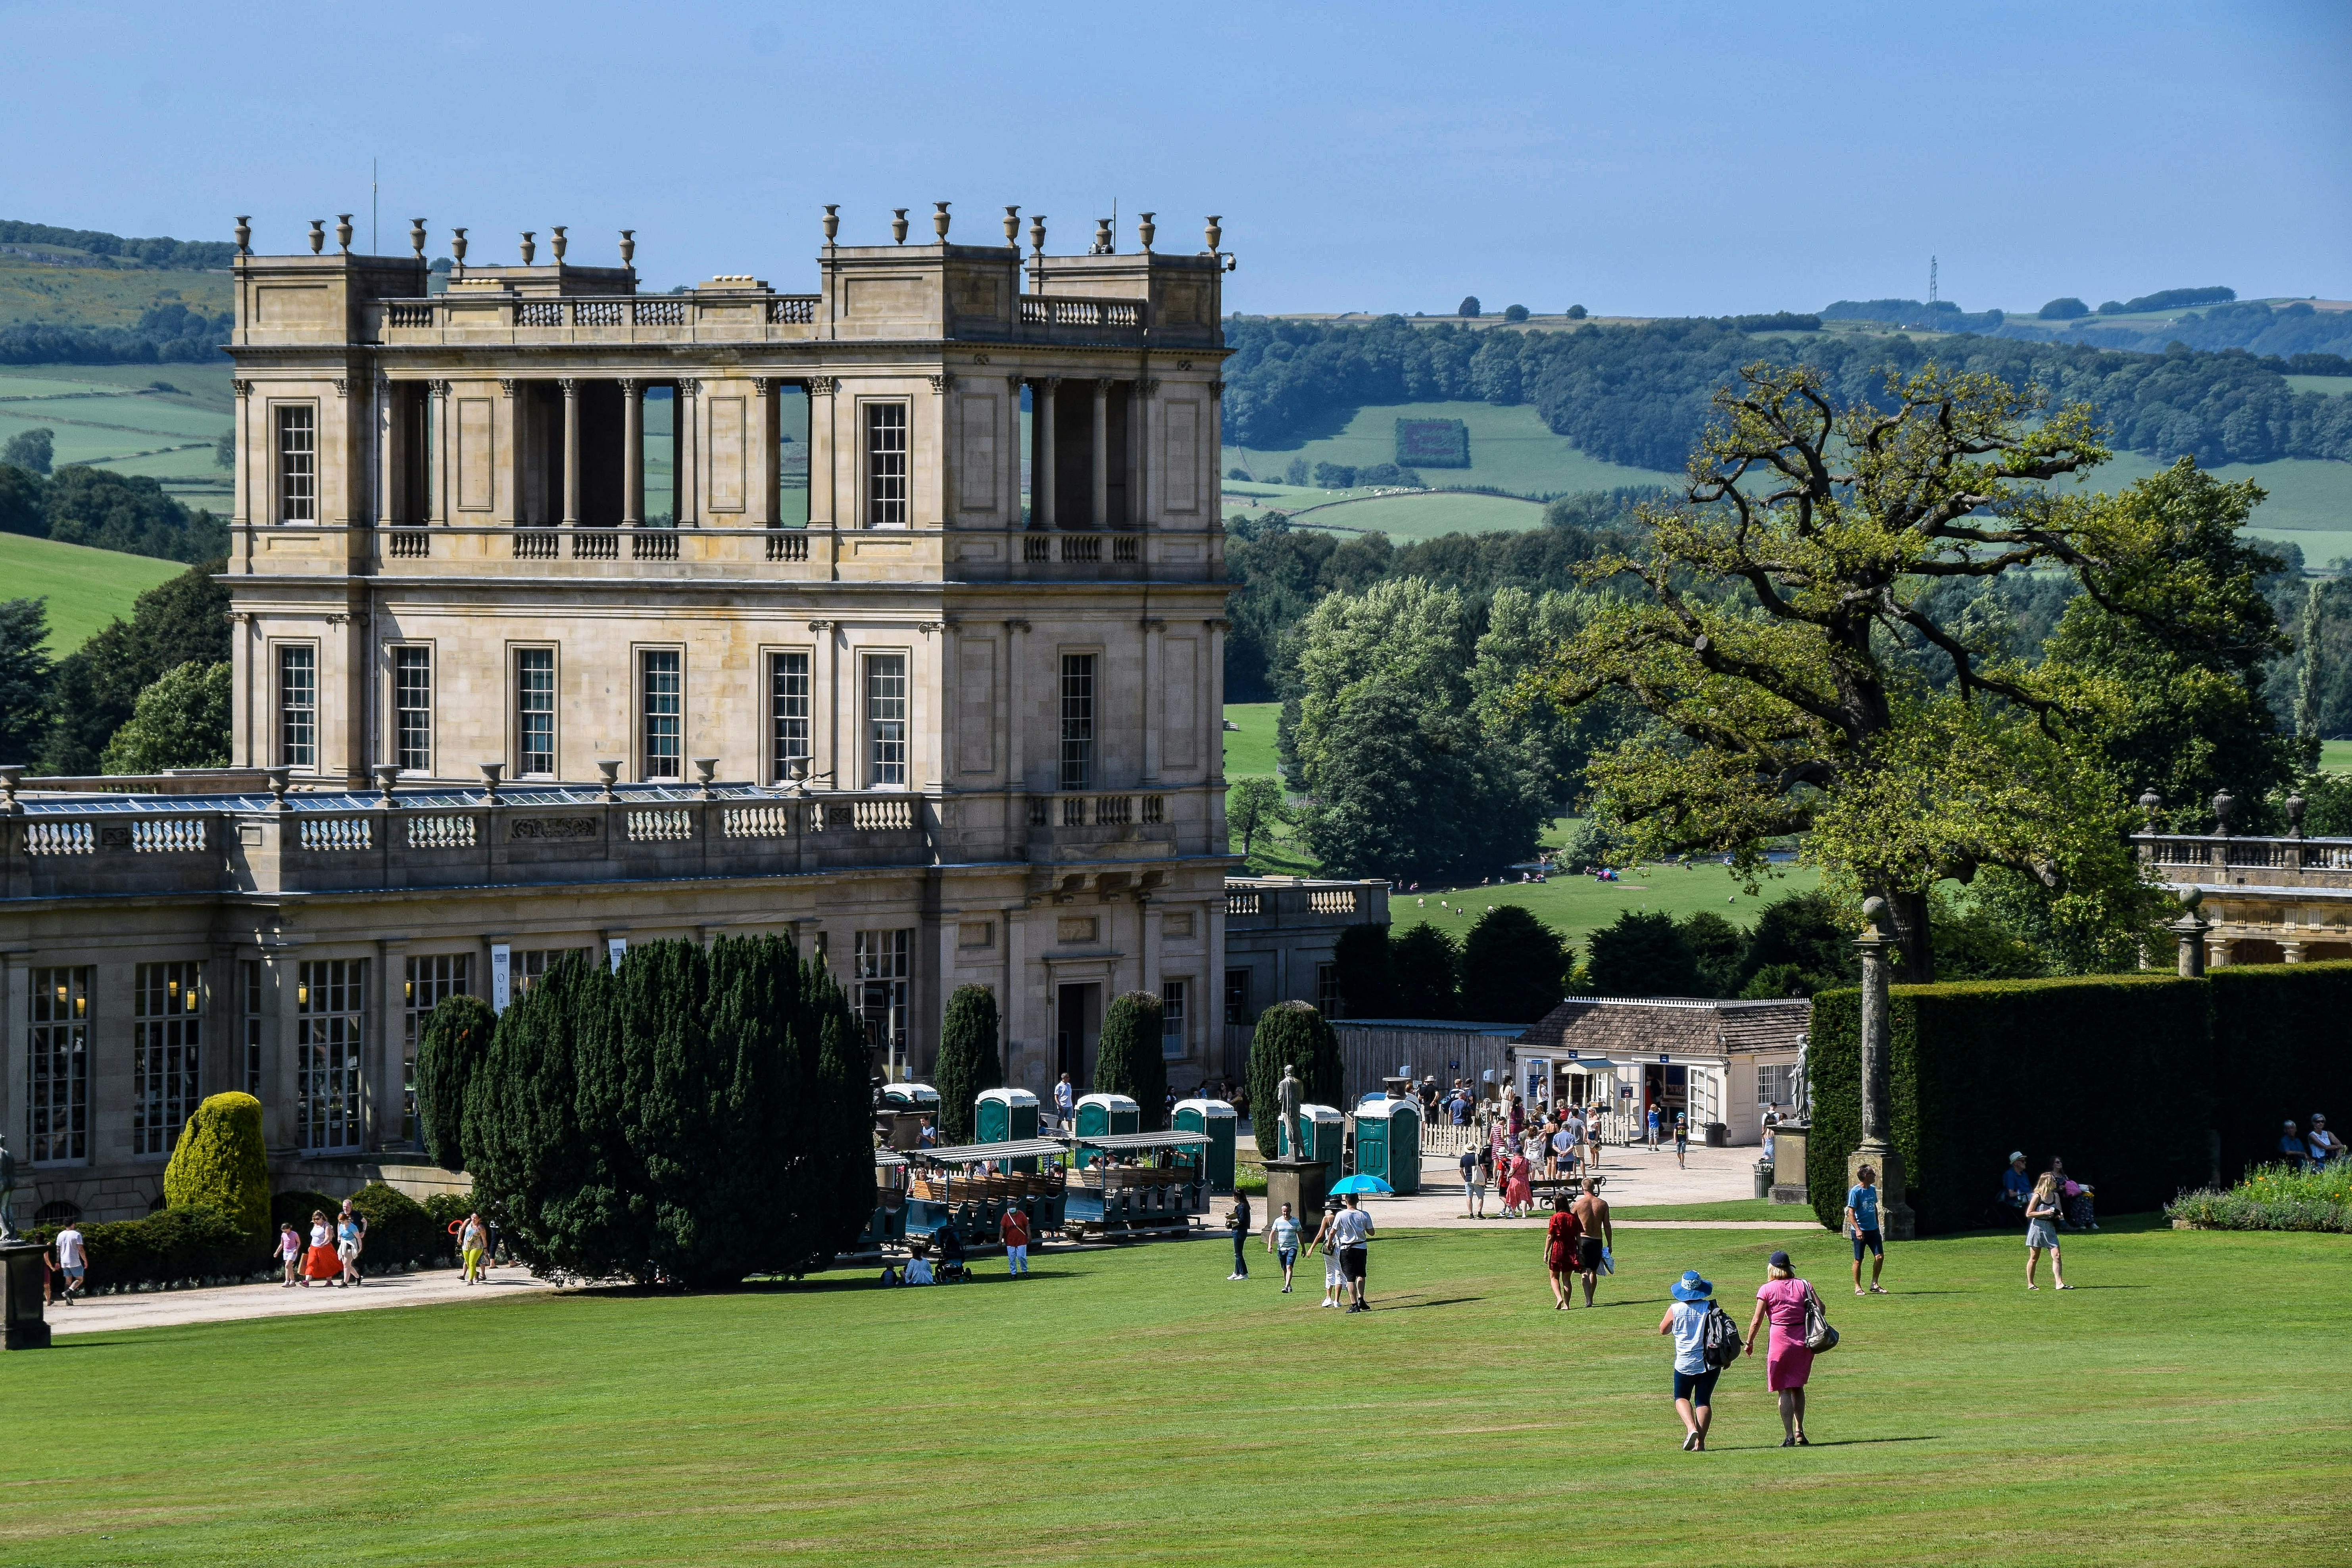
[459,1212,489,1285]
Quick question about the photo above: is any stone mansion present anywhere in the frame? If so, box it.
[0,206,1249,1223]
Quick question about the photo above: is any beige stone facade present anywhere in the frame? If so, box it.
[0,212,1239,1223]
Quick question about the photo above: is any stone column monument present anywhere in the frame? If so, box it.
[1261,1062,1331,1227]
[1850,897,1916,1241]
[2173,887,2209,978]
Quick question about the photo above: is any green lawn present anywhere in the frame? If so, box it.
[3,1222,2342,1565]
[1611,1198,1790,1221]
[1221,699,1283,779]
[0,530,184,650]
[2323,740,2352,774]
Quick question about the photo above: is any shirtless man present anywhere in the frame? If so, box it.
[1570,1178,1613,1307]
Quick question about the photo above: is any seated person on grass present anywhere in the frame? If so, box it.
[905,1243,934,1285]
[1998,1152,2032,1218]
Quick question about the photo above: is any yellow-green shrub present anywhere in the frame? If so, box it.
[162,1091,269,1240]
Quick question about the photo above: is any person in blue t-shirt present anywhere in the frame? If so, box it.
[1844,1165,1886,1295]
[1997,1152,2033,1220]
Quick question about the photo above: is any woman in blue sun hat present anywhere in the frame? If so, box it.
[1658,1269,1722,1451]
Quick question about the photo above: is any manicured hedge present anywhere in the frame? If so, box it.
[27,1205,256,1294]
[1094,991,1167,1128]
[161,1091,270,1240]
[2205,961,2352,1184]
[1808,974,2208,1235]
[932,984,1003,1145]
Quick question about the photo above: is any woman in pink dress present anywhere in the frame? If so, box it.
[1502,1151,1533,1217]
[1744,1249,1815,1446]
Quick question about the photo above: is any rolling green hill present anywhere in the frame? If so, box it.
[0,530,186,650]
[0,363,234,509]
[0,254,232,330]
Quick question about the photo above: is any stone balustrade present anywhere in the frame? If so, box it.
[0,782,1219,902]
[1223,876,1388,928]
[368,289,1145,346]
[2135,833,2352,889]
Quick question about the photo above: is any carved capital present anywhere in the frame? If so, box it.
[1140,379,1161,398]
[806,375,839,396]
[332,378,350,398]
[677,378,698,398]
[1040,376,1062,392]
[1203,617,1231,631]
[1209,380,1226,399]
[557,378,578,394]
[231,379,254,399]
[616,377,638,395]
[499,379,518,398]
[807,619,835,632]
[1094,378,1116,395]
[1004,618,1031,633]
[751,377,771,396]
[1142,617,1166,632]
[428,379,452,398]
[1006,374,1022,391]
[928,373,954,394]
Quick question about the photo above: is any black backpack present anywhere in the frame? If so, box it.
[1700,1303,1744,1370]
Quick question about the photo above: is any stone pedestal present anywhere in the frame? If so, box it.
[1262,1159,1330,1232]
[1,1241,52,1350]
[1768,1122,1810,1205]
[1847,1145,1916,1241]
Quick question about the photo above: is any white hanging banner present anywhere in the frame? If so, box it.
[490,943,511,1013]
[607,937,627,973]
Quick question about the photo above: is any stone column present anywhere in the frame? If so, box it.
[2173,888,2209,977]
[2206,936,2235,969]
[620,379,642,526]
[1090,380,1111,528]
[1005,618,1030,800]
[1849,895,1915,1240]
[429,381,450,525]
[1036,379,1057,529]
[2283,940,2308,964]
[375,379,396,527]
[751,377,775,528]
[676,379,698,525]
[559,379,580,527]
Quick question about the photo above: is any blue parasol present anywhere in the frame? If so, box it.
[1328,1174,1394,1195]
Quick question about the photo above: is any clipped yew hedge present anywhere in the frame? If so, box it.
[2205,961,2352,1184]
[1808,974,2208,1235]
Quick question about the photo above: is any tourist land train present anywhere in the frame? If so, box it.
[0,208,2331,1230]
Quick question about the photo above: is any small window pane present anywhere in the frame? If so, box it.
[393,646,432,773]
[1161,980,1187,1061]
[640,649,682,780]
[771,651,811,782]
[864,402,908,527]
[516,648,555,776]
[277,645,316,769]
[240,959,265,1096]
[277,404,316,523]
[1060,653,1094,791]
[867,653,907,787]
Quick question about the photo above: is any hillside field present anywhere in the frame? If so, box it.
[0,530,185,649]
[1222,701,1818,949]
[0,255,231,329]
[0,362,234,511]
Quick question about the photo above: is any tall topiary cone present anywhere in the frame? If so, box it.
[416,993,498,1172]
[1094,990,1168,1127]
[933,984,1003,1145]
[162,1091,270,1240]
[1247,1002,1342,1158]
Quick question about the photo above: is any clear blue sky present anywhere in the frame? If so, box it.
[4,0,2345,316]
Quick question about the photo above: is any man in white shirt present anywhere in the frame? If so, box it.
[1330,1194,1376,1312]
[53,1222,86,1305]
[1053,1074,1075,1129]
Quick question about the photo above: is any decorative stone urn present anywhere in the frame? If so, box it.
[891,209,909,244]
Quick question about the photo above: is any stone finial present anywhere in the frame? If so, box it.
[1093,217,1113,254]
[335,214,354,253]
[693,757,719,799]
[1002,206,1020,246]
[450,228,468,265]
[1205,215,1222,253]
[891,208,910,244]
[1029,214,1046,258]
[2287,792,2308,838]
[519,231,536,265]
[234,216,252,255]
[1859,895,1889,937]
[550,226,568,262]
[618,229,635,267]
[2138,787,2163,830]
[1137,212,1156,252]
[2211,789,2236,836]
[0,764,22,813]
[307,220,325,254]
[409,218,427,259]
[264,766,292,809]
[2178,885,2204,911]
[480,761,504,800]
[822,205,839,246]
[932,202,951,242]
[596,759,621,801]
[374,764,401,808]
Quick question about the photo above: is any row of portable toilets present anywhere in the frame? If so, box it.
[881,1083,1423,1195]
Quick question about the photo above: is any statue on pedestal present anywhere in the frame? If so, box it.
[1278,1063,1305,1163]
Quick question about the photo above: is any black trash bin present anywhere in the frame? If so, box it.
[1704,1122,1728,1148]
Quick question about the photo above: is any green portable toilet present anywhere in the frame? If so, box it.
[975,1088,1042,1171]
[883,1082,939,1112]
[1172,1098,1237,1191]
[1074,1092,1138,1167]
[1353,1095,1422,1195]
[1281,1103,1345,1169]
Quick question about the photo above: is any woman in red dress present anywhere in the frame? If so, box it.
[1744,1249,1817,1446]
[1543,1195,1583,1309]
[302,1210,342,1285]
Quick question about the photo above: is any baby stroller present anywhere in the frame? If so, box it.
[932,1225,974,1284]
